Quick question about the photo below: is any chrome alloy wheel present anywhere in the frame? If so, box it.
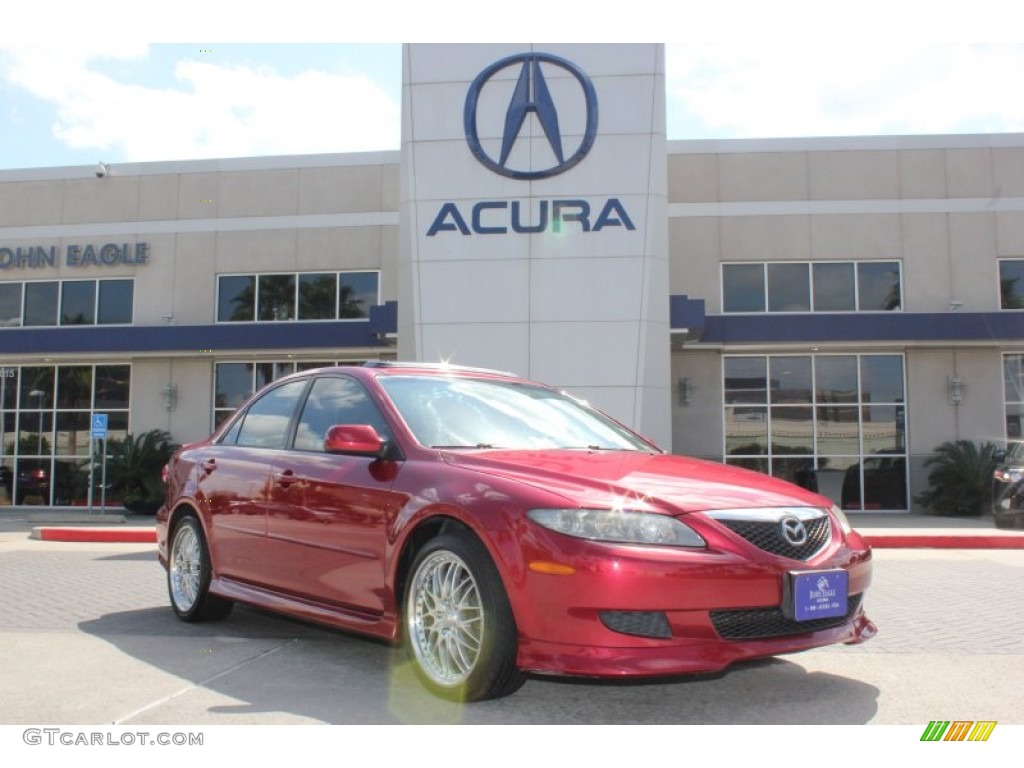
[169,522,202,612]
[407,551,485,687]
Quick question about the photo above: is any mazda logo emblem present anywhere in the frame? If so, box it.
[780,516,808,546]
[464,53,599,180]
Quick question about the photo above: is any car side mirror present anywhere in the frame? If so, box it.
[324,425,393,459]
[994,450,1007,464]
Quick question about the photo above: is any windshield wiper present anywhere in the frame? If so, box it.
[431,443,500,450]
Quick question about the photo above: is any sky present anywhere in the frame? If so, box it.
[3,2,1024,170]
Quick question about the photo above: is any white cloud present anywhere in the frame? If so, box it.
[666,44,1024,139]
[0,44,401,161]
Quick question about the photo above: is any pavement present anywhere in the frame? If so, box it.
[2,506,1023,548]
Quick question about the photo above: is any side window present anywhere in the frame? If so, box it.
[235,379,308,449]
[293,376,392,452]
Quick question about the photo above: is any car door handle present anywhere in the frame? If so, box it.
[275,469,300,487]
[201,459,217,474]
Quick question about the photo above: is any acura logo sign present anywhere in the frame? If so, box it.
[780,516,808,547]
[463,53,599,180]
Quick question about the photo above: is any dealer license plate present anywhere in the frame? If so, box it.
[791,569,848,621]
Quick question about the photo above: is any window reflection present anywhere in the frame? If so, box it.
[60,281,95,325]
[216,271,380,323]
[722,260,901,313]
[857,262,901,311]
[767,264,810,312]
[724,357,767,404]
[0,364,130,505]
[724,353,907,510]
[258,274,296,321]
[722,264,765,313]
[812,263,855,311]
[23,282,58,326]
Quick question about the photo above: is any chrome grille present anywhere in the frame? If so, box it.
[707,508,831,561]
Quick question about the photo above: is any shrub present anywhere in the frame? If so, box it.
[914,440,998,516]
[100,430,178,514]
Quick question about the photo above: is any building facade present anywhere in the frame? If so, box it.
[1,44,1023,512]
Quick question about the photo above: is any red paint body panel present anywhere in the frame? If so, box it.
[155,364,876,682]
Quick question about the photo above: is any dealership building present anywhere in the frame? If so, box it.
[1,43,1023,513]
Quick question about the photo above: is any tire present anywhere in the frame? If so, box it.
[167,515,234,622]
[404,532,526,701]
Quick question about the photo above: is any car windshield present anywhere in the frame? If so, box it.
[378,375,655,452]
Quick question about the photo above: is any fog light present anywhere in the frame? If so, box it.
[599,610,672,639]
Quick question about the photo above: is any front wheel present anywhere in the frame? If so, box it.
[168,515,233,622]
[405,532,525,701]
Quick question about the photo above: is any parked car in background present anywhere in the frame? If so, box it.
[841,451,907,511]
[157,362,876,701]
[993,441,1024,529]
[0,462,51,505]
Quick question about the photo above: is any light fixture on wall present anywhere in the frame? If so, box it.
[947,376,964,405]
[677,377,693,406]
[161,383,178,412]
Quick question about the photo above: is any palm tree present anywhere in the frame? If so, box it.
[914,440,998,516]
[101,430,178,514]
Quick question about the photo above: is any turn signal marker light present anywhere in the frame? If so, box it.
[528,561,576,575]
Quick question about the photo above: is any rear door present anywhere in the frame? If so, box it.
[200,378,309,585]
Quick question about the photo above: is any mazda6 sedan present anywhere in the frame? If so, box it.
[156,361,876,701]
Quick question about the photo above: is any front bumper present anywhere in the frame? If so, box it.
[505,512,875,677]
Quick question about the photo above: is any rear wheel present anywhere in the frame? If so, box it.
[405,531,525,701]
[168,515,233,622]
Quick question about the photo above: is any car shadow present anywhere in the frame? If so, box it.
[78,604,880,725]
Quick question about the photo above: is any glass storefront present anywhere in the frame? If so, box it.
[724,353,907,510]
[0,364,130,506]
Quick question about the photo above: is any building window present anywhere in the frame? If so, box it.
[724,353,907,510]
[1003,354,1024,438]
[216,271,380,323]
[97,280,134,324]
[0,284,22,327]
[257,274,296,321]
[298,273,336,320]
[999,260,1024,309]
[722,261,901,313]
[0,364,130,506]
[61,281,95,325]
[213,359,365,428]
[0,279,134,327]
[23,282,58,326]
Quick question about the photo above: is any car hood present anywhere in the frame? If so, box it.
[440,449,827,513]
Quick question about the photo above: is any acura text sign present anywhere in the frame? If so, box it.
[425,51,636,238]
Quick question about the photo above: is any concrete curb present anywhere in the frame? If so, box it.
[863,533,1024,549]
[31,526,156,543]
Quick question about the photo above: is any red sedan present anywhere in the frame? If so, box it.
[156,361,875,701]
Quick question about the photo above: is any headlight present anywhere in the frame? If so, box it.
[528,508,706,547]
[830,504,853,535]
